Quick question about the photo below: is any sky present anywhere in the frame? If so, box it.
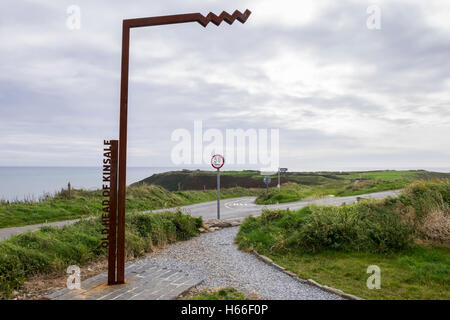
[1,0,450,171]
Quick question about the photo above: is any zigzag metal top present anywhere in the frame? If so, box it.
[199,9,252,27]
[124,9,251,29]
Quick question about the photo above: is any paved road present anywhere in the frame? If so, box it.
[0,190,400,241]
[151,189,400,220]
[0,219,82,241]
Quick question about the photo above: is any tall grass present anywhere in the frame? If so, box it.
[238,179,450,253]
[0,185,259,228]
[255,179,411,205]
[0,210,202,298]
[237,180,450,300]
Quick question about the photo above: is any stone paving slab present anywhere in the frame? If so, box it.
[45,259,203,300]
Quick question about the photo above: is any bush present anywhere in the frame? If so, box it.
[128,211,202,247]
[282,203,414,253]
[399,180,450,219]
[255,183,315,205]
[238,180,450,254]
[418,210,450,244]
[291,206,360,251]
[355,202,414,252]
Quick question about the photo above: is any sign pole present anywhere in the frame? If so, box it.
[278,168,288,192]
[102,140,118,285]
[277,168,280,192]
[217,168,220,220]
[108,140,118,285]
[264,176,271,194]
[211,154,224,220]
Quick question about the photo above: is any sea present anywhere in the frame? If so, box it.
[0,167,184,202]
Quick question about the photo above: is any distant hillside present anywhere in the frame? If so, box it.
[131,169,450,191]
[132,170,273,191]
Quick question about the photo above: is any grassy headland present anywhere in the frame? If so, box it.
[255,170,450,204]
[134,169,450,205]
[134,169,449,191]
[236,179,450,299]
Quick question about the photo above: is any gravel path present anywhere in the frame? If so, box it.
[145,227,342,300]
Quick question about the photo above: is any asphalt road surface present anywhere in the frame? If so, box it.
[0,190,400,241]
[151,189,400,220]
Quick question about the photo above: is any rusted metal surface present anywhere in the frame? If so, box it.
[123,9,251,28]
[108,140,118,285]
[117,22,130,285]
[116,9,251,285]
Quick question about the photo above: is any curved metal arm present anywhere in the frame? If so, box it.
[124,9,252,28]
[115,9,251,284]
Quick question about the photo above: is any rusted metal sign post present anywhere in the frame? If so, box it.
[109,10,252,285]
[102,140,118,285]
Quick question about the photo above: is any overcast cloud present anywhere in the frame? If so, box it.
[1,0,449,170]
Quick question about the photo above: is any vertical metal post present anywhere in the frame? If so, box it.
[113,10,251,285]
[108,140,118,285]
[278,168,280,192]
[117,22,130,285]
[217,168,220,220]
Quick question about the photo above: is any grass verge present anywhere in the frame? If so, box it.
[0,210,202,298]
[255,170,449,205]
[266,247,449,300]
[180,287,249,300]
[0,185,258,228]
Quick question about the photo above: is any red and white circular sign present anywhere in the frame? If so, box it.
[211,154,225,170]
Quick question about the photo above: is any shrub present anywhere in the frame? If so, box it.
[255,183,315,205]
[292,206,360,251]
[354,202,414,252]
[263,202,414,253]
[418,210,450,244]
[238,180,450,254]
[399,180,450,219]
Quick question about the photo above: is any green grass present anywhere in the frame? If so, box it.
[186,288,248,300]
[266,247,449,300]
[0,210,202,298]
[255,183,324,205]
[136,169,450,192]
[236,180,450,299]
[0,185,259,229]
[255,170,449,205]
[2,170,447,228]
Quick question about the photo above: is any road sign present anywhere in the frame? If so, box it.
[278,168,287,192]
[211,154,225,170]
[211,154,224,219]
[264,176,271,194]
